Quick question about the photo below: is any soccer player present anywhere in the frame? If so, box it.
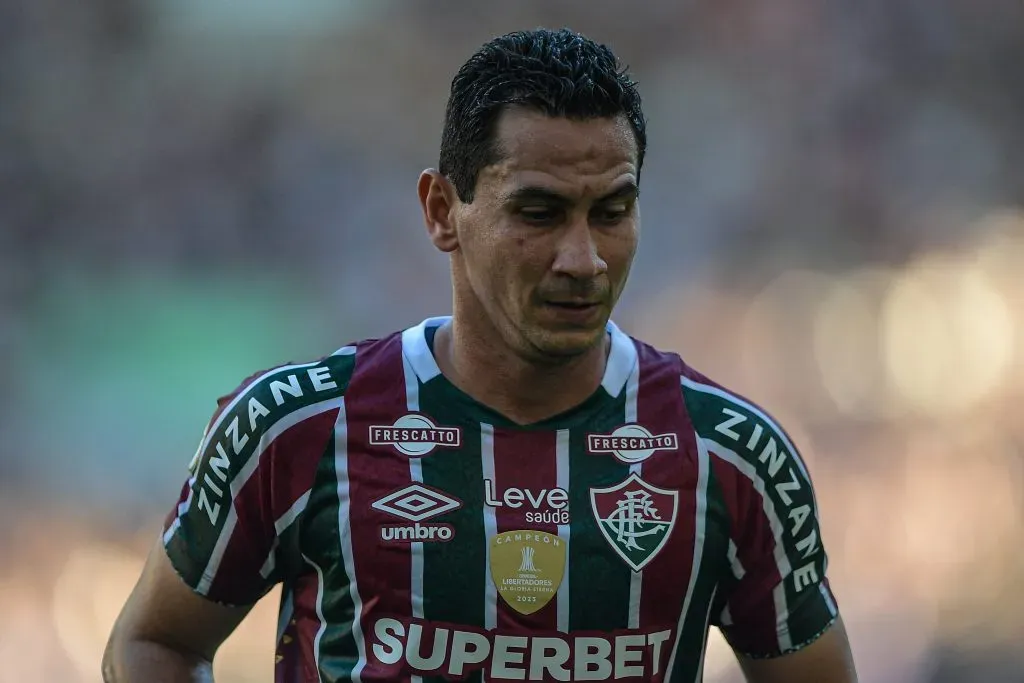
[104,28,857,683]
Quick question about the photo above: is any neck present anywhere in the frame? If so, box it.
[434,315,609,426]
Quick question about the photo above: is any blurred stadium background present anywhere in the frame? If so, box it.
[2,1,1024,681]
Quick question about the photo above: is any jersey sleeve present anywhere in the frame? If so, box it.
[162,356,351,606]
[681,369,839,659]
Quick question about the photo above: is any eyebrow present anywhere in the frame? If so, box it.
[504,181,639,205]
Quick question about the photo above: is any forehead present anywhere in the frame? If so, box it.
[480,108,638,195]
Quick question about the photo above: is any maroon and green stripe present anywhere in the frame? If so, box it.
[164,352,355,605]
[681,368,837,658]
[417,378,488,632]
[339,335,419,681]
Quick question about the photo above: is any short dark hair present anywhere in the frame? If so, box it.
[439,28,647,203]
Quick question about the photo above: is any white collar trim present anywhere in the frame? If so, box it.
[401,316,637,397]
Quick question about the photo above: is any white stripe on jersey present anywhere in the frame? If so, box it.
[333,400,367,683]
[680,376,818,512]
[555,428,571,633]
[700,438,794,653]
[727,539,746,580]
[693,585,719,683]
[302,554,328,683]
[182,360,326,514]
[624,357,643,630]
[664,432,712,682]
[402,351,425,683]
[259,490,312,579]
[196,397,344,595]
[481,423,498,632]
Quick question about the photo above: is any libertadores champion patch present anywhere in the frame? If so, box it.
[489,530,566,615]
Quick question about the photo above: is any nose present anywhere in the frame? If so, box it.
[550,218,607,280]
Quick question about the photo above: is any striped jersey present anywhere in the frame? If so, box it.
[163,316,839,683]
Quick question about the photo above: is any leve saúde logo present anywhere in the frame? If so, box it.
[369,414,461,457]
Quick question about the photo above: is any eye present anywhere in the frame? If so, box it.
[517,207,562,225]
[592,202,631,225]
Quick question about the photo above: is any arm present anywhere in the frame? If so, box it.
[102,538,251,683]
[680,370,858,682]
[104,358,349,681]
[737,614,857,683]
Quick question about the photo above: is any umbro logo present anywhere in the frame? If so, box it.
[372,483,462,521]
[369,414,461,457]
[372,483,461,543]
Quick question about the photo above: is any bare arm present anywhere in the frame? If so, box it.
[102,538,252,683]
[737,615,858,683]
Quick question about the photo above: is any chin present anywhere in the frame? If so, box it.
[527,327,606,360]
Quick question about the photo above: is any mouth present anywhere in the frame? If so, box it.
[541,300,604,325]
[545,301,600,310]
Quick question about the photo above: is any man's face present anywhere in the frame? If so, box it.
[451,108,640,361]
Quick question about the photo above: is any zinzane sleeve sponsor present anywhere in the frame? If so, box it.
[162,359,349,606]
[681,371,839,659]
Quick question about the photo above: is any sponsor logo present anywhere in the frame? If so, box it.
[193,363,342,526]
[372,484,462,543]
[709,402,821,591]
[380,523,454,543]
[372,484,461,521]
[372,617,674,681]
[587,424,678,464]
[489,530,566,615]
[484,480,570,524]
[369,414,461,457]
[590,473,678,572]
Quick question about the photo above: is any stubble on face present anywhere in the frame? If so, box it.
[450,108,640,364]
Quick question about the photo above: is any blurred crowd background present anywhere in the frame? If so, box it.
[3,1,1024,681]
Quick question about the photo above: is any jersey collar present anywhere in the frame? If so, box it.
[401,316,637,398]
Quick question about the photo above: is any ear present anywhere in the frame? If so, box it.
[418,169,460,253]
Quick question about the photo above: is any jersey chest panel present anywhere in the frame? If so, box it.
[296,391,731,682]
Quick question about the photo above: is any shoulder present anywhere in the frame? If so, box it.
[607,330,793,452]
[201,317,449,448]
[676,361,821,545]
[627,336,815,492]
[211,345,360,423]
[209,328,409,413]
[626,334,688,388]
[679,364,804,469]
[187,336,383,474]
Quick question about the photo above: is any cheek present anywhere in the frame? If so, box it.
[465,220,548,297]
[495,239,551,310]
[602,231,639,271]
[467,234,519,298]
